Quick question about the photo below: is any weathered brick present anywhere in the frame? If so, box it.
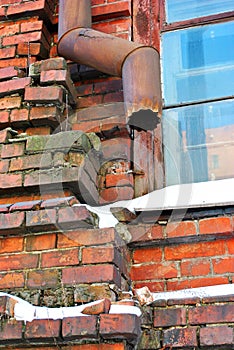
[99,314,141,342]
[189,304,234,324]
[163,327,197,348]
[105,173,133,188]
[57,227,119,248]
[25,319,61,340]
[27,269,59,289]
[1,142,25,158]
[41,248,79,268]
[132,247,162,264]
[58,206,97,229]
[26,233,56,251]
[128,224,164,243]
[0,77,31,97]
[165,240,226,260]
[0,46,16,59]
[0,253,38,271]
[0,22,19,37]
[0,236,24,253]
[138,329,161,349]
[0,57,36,69]
[0,96,21,110]
[0,110,9,126]
[130,261,178,281]
[41,196,79,208]
[62,264,121,287]
[0,66,25,81]
[82,246,121,266]
[21,19,43,33]
[10,153,52,172]
[0,272,25,288]
[0,173,22,189]
[17,42,46,57]
[29,105,61,126]
[0,128,13,143]
[40,57,67,71]
[92,1,131,20]
[2,31,43,46]
[200,326,234,346]
[62,316,97,340]
[10,108,29,126]
[154,308,186,327]
[0,320,23,341]
[181,259,211,277]
[0,211,24,233]
[213,256,234,274]
[199,217,232,235]
[25,86,64,104]
[26,209,57,230]
[99,186,134,204]
[9,200,41,212]
[166,221,197,238]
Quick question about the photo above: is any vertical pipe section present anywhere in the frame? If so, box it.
[58,0,162,130]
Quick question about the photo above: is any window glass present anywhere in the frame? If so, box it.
[166,0,234,23]
[162,99,234,185]
[162,21,234,106]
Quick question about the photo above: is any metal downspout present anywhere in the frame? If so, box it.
[58,0,162,130]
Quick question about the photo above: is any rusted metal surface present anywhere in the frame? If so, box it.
[58,0,162,130]
[58,28,142,77]
[122,47,162,128]
[58,0,92,40]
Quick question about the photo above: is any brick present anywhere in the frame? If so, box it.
[26,233,56,251]
[0,320,23,341]
[0,110,9,126]
[0,22,19,37]
[57,227,119,248]
[105,173,133,188]
[0,77,31,98]
[27,269,59,289]
[41,196,79,208]
[58,206,97,229]
[17,42,47,57]
[40,57,67,71]
[92,1,131,20]
[129,224,164,242]
[165,240,226,260]
[1,142,25,158]
[0,128,13,143]
[102,137,131,160]
[9,200,41,212]
[163,327,197,348]
[29,105,61,126]
[99,314,141,342]
[2,31,43,46]
[0,272,25,288]
[0,46,16,59]
[213,257,234,274]
[132,247,162,264]
[199,217,232,235]
[0,66,25,81]
[41,248,79,268]
[25,86,64,104]
[227,238,234,254]
[62,264,121,287]
[78,94,103,108]
[131,261,178,281]
[82,298,111,315]
[93,19,131,36]
[154,308,186,327]
[181,259,211,276]
[6,0,46,16]
[10,108,29,126]
[0,96,21,110]
[189,304,234,324]
[62,316,97,340]
[21,19,43,33]
[0,173,22,189]
[0,211,24,233]
[0,253,38,271]
[167,277,228,291]
[26,209,57,230]
[166,221,197,238]
[133,281,165,293]
[0,57,36,69]
[10,153,52,172]
[99,186,134,204]
[200,326,234,346]
[82,246,121,265]
[25,319,61,340]
[26,126,51,135]
[0,236,23,254]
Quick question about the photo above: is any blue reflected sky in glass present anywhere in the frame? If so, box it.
[162,21,234,106]
[166,0,234,23]
[162,99,234,185]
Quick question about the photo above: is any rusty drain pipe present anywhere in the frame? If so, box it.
[58,0,162,131]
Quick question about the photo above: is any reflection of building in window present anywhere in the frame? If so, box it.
[211,155,219,169]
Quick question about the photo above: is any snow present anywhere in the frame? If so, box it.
[0,293,141,322]
[151,284,234,304]
[74,178,234,228]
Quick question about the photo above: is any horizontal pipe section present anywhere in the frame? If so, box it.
[58,28,142,77]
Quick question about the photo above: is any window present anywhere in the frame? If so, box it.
[161,1,234,185]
